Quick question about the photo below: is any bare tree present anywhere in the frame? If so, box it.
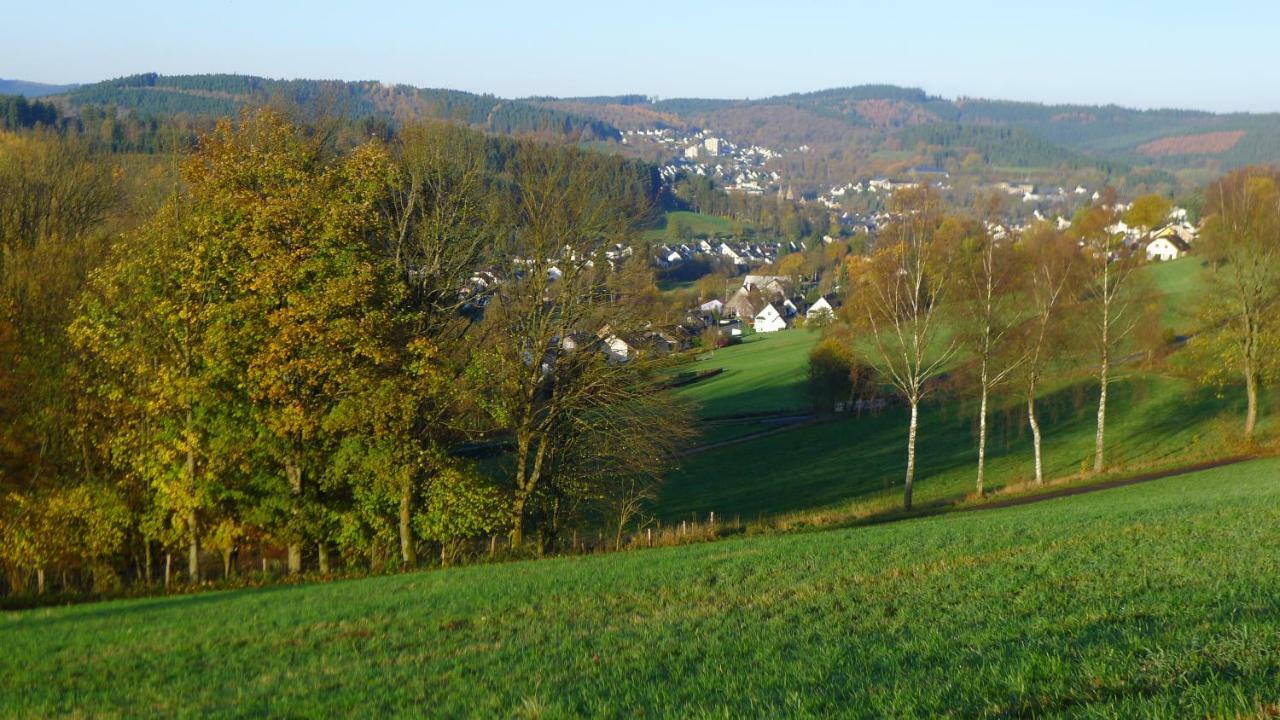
[473,143,691,548]
[851,187,959,510]
[377,121,497,566]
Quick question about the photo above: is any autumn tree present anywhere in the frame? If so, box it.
[1072,197,1157,473]
[1197,167,1280,440]
[1017,223,1082,484]
[850,187,959,510]
[0,130,120,593]
[71,198,236,582]
[1124,194,1173,233]
[360,120,501,566]
[185,110,401,574]
[955,211,1028,496]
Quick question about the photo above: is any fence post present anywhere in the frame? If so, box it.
[647,527,652,547]
[710,511,715,526]
[489,535,496,558]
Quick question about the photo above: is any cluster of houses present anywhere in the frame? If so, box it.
[653,237,809,270]
[622,127,785,196]
[693,274,837,335]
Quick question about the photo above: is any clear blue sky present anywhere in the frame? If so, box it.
[4,0,1279,112]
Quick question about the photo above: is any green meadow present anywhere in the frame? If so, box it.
[4,458,1277,717]
[641,210,735,241]
[675,329,819,418]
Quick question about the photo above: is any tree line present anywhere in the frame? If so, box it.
[827,178,1279,510]
[0,110,689,598]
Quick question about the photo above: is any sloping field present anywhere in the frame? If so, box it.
[675,329,819,419]
[661,374,1247,522]
[3,459,1277,717]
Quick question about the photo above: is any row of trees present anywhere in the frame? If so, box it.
[0,111,690,597]
[845,175,1279,510]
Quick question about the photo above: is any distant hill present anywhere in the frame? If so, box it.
[532,85,1280,171]
[31,75,1280,179]
[0,79,80,98]
[50,73,621,141]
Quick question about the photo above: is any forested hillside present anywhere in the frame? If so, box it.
[539,85,1280,172]
[53,73,621,141]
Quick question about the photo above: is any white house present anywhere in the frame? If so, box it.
[699,299,725,315]
[806,296,834,322]
[1146,236,1189,262]
[753,303,787,333]
[603,335,631,363]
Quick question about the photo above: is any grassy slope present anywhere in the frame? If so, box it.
[675,329,819,418]
[1144,256,1206,335]
[660,374,1247,522]
[659,257,1229,521]
[5,459,1277,717]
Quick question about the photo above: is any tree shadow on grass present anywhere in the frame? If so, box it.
[657,374,1243,524]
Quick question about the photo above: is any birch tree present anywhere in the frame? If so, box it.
[1018,224,1081,484]
[1073,199,1148,474]
[957,218,1028,496]
[851,187,958,510]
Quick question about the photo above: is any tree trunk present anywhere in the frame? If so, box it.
[222,548,232,580]
[1028,386,1044,485]
[1093,354,1108,474]
[509,431,546,549]
[36,569,45,595]
[144,541,153,585]
[399,482,415,566]
[904,399,919,511]
[185,410,200,581]
[164,553,172,588]
[509,497,526,549]
[1244,361,1258,441]
[317,542,329,574]
[286,456,303,574]
[976,381,989,497]
[187,507,199,583]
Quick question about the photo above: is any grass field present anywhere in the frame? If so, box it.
[661,373,1251,522]
[675,329,819,418]
[1143,256,1206,335]
[5,458,1277,717]
[640,210,735,241]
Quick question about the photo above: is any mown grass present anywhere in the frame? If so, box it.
[676,329,820,418]
[4,459,1277,718]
